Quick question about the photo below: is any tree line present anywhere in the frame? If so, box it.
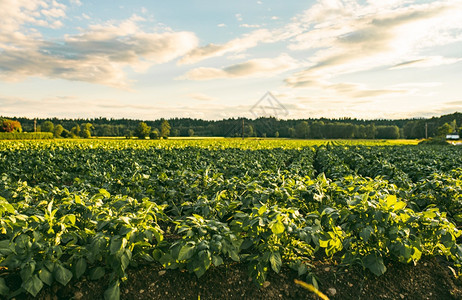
[1,112,461,139]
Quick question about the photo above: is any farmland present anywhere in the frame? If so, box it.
[1,139,462,299]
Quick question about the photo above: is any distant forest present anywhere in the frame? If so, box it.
[3,112,462,139]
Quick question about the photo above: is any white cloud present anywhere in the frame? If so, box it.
[70,0,82,6]
[240,24,261,28]
[0,0,66,44]
[391,82,443,88]
[41,7,66,18]
[188,93,217,102]
[284,0,462,96]
[235,13,243,22]
[0,8,199,87]
[178,29,274,65]
[389,56,462,70]
[217,23,226,27]
[181,54,298,80]
[285,78,407,98]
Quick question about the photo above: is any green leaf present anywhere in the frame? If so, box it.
[178,244,195,261]
[212,255,223,266]
[228,249,240,261]
[75,258,87,279]
[74,195,82,204]
[65,214,76,225]
[99,189,111,198]
[110,238,123,255]
[269,252,282,273]
[120,253,130,271]
[385,195,397,208]
[39,268,53,286]
[271,220,285,235]
[90,267,105,280]
[394,201,406,211]
[152,249,163,260]
[363,254,387,276]
[22,275,43,297]
[20,262,36,281]
[258,205,267,216]
[0,278,9,296]
[54,264,73,286]
[0,201,14,214]
[0,240,12,256]
[297,263,307,276]
[360,226,373,242]
[194,265,207,278]
[47,200,54,215]
[104,280,120,300]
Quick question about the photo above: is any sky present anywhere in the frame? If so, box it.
[0,0,462,121]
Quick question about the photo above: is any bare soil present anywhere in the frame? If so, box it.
[3,256,462,300]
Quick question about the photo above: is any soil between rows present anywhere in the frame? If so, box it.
[3,256,462,300]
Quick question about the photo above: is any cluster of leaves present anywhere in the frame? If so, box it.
[0,133,53,140]
[1,140,462,299]
[0,187,166,299]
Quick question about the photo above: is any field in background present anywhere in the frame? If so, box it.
[0,138,460,299]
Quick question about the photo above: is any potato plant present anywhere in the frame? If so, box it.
[0,140,461,299]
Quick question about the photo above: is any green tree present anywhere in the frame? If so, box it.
[70,125,81,138]
[275,131,279,138]
[80,123,93,138]
[61,129,70,138]
[41,121,54,133]
[311,121,324,138]
[171,128,180,137]
[124,129,133,139]
[160,119,171,138]
[288,127,296,138]
[188,128,194,137]
[295,121,309,138]
[376,125,400,139]
[135,122,151,139]
[243,124,254,137]
[437,123,453,137]
[150,128,160,139]
[53,124,64,138]
[366,124,376,139]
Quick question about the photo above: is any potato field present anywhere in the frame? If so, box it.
[1,139,461,299]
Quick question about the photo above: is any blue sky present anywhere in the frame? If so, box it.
[1,0,462,120]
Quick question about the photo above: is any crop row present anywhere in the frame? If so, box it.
[0,140,461,299]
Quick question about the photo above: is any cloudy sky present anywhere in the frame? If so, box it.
[0,0,461,120]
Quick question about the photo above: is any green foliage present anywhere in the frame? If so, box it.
[150,129,160,139]
[53,125,64,138]
[7,111,462,138]
[376,125,400,139]
[0,132,53,140]
[438,123,454,137]
[0,139,461,297]
[295,121,309,139]
[160,119,170,138]
[80,123,93,139]
[418,138,449,145]
[70,124,81,138]
[41,121,54,133]
[135,122,151,139]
